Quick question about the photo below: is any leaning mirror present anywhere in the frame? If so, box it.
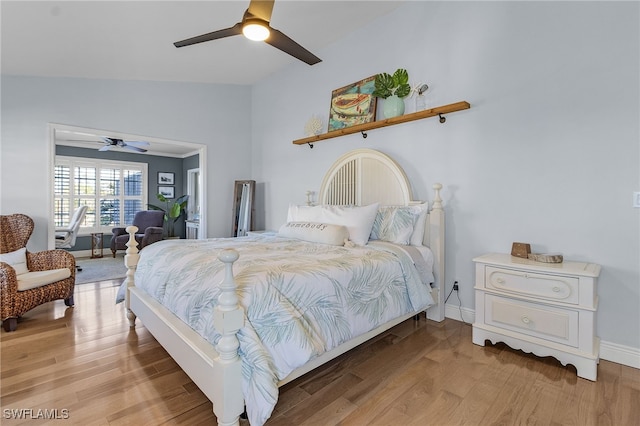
[232,180,255,237]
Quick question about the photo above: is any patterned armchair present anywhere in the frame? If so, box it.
[110,210,165,257]
[0,214,75,332]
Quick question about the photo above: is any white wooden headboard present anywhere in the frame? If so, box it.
[319,148,413,206]
[318,148,446,322]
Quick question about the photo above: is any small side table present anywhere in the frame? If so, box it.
[472,253,601,380]
[91,232,104,259]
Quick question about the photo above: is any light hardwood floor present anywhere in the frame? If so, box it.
[1,279,638,425]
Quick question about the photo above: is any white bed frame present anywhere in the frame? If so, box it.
[124,149,445,425]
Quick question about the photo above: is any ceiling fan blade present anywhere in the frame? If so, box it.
[123,140,150,147]
[265,28,322,65]
[247,0,274,22]
[174,22,243,48]
[122,144,147,153]
[98,145,111,152]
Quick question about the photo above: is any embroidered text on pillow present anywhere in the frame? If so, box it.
[283,222,331,231]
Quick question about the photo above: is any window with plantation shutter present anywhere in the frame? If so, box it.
[54,156,148,234]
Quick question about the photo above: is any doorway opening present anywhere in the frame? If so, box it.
[48,123,207,251]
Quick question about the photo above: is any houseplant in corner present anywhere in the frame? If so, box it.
[372,68,411,118]
[149,193,189,238]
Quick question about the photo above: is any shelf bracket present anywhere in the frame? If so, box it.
[361,131,368,139]
[439,114,446,124]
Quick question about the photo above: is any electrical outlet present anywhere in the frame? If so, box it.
[634,192,640,208]
[453,281,459,291]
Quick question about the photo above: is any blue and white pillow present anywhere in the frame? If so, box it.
[370,204,427,245]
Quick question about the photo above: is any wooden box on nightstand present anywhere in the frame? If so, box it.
[472,253,601,380]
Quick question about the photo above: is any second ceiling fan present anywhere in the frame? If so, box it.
[99,137,149,153]
[174,0,321,66]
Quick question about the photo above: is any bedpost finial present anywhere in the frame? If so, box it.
[125,225,139,238]
[217,249,241,313]
[432,183,443,210]
[214,248,244,365]
[218,249,239,264]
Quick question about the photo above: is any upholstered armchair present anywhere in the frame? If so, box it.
[110,210,165,257]
[0,214,75,332]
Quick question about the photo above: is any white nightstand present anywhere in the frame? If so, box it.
[472,253,601,380]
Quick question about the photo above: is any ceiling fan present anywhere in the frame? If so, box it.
[174,0,322,66]
[99,137,149,153]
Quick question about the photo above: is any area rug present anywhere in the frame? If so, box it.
[75,255,128,284]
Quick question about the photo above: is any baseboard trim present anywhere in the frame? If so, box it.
[445,305,640,370]
[444,303,475,325]
[600,340,640,369]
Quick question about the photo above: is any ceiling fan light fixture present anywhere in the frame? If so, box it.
[242,19,270,41]
[174,0,321,65]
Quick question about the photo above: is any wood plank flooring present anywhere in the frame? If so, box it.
[1,279,639,425]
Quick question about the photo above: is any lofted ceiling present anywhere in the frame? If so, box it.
[1,1,403,85]
[3,1,403,157]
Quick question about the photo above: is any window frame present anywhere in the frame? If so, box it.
[54,155,149,235]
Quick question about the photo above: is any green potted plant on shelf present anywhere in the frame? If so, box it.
[149,193,189,238]
[372,68,411,118]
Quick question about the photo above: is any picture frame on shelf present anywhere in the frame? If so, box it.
[158,172,175,185]
[158,186,174,199]
[328,75,377,132]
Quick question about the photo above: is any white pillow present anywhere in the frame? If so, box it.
[287,203,379,246]
[0,247,29,275]
[370,206,419,245]
[278,222,349,246]
[409,203,429,246]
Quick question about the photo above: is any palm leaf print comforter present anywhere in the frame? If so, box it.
[132,235,435,425]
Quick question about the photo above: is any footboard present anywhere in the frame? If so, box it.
[124,227,245,426]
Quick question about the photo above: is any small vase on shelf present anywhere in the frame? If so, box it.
[415,94,427,111]
[414,83,429,112]
[372,68,411,119]
[383,95,405,118]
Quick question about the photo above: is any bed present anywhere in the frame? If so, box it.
[123,148,446,426]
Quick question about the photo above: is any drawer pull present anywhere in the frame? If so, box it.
[496,278,505,284]
[521,315,531,324]
[553,287,561,293]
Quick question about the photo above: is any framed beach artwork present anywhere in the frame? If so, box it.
[158,172,175,185]
[328,75,377,132]
[158,186,174,199]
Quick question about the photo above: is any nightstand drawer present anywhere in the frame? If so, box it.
[485,294,579,347]
[485,266,579,304]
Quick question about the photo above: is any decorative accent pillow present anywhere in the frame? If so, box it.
[286,203,379,246]
[0,247,29,275]
[409,202,429,246]
[278,222,349,246]
[370,206,420,245]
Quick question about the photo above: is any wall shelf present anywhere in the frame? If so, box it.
[293,100,470,147]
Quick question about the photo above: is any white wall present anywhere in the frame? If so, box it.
[252,1,640,351]
[1,1,638,359]
[1,76,252,247]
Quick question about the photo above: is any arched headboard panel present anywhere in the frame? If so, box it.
[318,148,445,322]
[319,148,413,206]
